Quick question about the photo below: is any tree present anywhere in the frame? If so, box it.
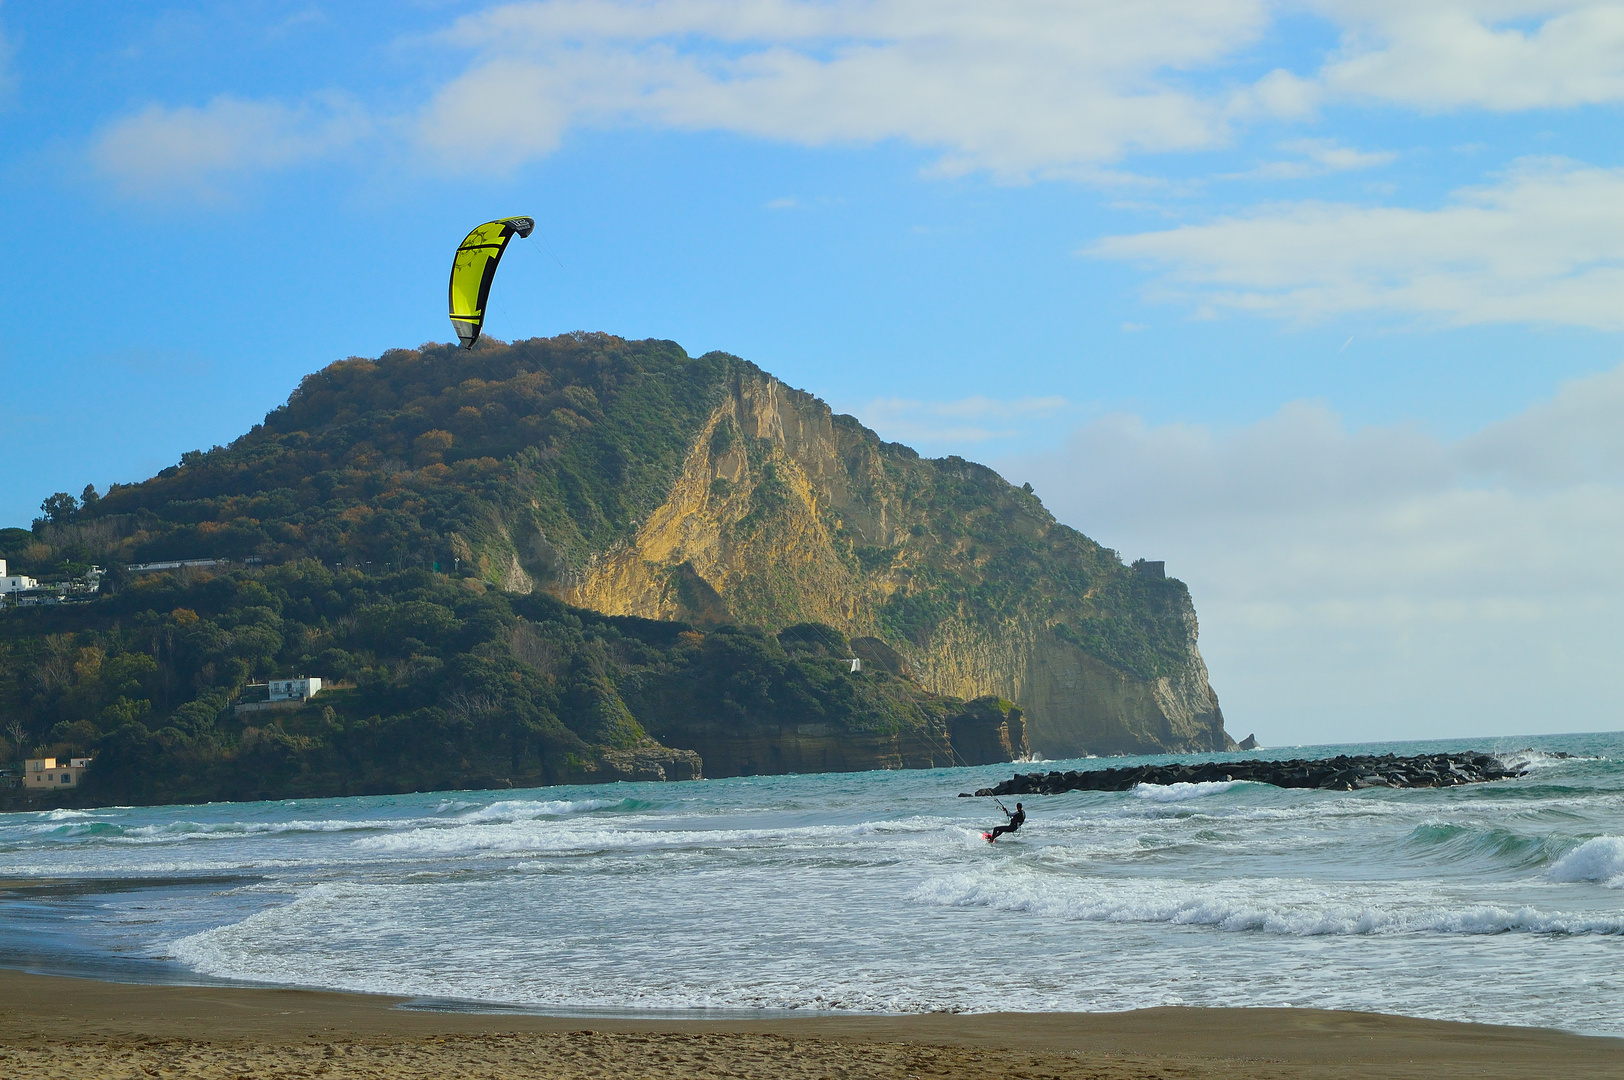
[39,492,78,525]
[4,719,27,762]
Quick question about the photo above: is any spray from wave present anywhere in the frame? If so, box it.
[1132,781,1238,803]
[1548,836,1624,888]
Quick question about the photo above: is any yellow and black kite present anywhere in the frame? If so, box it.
[448,216,534,349]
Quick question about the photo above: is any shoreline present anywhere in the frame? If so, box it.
[3,969,1622,1078]
[0,732,1599,816]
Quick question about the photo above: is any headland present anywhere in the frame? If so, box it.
[3,335,1231,813]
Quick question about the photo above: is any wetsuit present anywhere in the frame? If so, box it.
[988,806,1026,840]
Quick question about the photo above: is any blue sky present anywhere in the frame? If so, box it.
[4,1,1624,744]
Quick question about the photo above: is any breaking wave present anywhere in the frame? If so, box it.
[910,872,1624,936]
[1401,821,1557,870]
[1547,836,1624,888]
[4,798,639,847]
[1493,749,1596,773]
[350,816,940,856]
[1132,781,1239,803]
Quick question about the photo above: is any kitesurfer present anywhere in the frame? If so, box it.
[984,800,1025,842]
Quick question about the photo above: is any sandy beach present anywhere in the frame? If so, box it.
[0,970,1619,1079]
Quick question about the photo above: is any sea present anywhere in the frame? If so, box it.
[5,732,1624,1034]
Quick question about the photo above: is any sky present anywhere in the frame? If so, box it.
[3,1,1623,745]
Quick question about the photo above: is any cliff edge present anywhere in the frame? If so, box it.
[543,364,1230,756]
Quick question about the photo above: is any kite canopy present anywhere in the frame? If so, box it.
[448,216,534,349]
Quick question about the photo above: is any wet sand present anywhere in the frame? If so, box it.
[1,969,1620,1079]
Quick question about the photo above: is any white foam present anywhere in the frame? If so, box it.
[350,818,917,857]
[910,871,1624,936]
[1494,749,1597,773]
[1548,836,1624,888]
[453,798,624,823]
[6,800,629,849]
[166,882,965,1013]
[1132,781,1238,803]
[114,818,398,842]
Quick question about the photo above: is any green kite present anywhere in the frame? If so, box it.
[448,216,534,349]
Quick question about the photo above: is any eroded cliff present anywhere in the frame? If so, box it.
[521,363,1230,757]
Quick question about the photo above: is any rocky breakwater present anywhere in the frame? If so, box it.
[966,752,1536,797]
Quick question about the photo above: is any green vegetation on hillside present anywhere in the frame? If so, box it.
[8,333,1195,682]
[839,449,1200,679]
[0,562,981,808]
[12,334,729,579]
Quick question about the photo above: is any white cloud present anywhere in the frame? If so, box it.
[416,0,1283,177]
[91,94,369,197]
[1088,157,1624,329]
[857,394,1069,444]
[80,2,1624,198]
[413,55,573,171]
[410,2,1624,178]
[1226,66,1322,119]
[1223,138,1397,180]
[1000,363,1624,742]
[1459,355,1624,484]
[1316,1,1624,110]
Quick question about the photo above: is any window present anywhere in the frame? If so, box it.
[61,774,72,784]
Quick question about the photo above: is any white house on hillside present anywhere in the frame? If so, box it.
[269,678,322,701]
[0,559,39,594]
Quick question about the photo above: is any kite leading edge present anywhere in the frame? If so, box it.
[448,216,535,349]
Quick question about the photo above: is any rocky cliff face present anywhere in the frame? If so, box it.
[523,365,1230,757]
[630,694,1027,779]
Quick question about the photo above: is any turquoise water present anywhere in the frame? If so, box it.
[4,732,1624,1032]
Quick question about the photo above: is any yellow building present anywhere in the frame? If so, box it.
[24,757,90,790]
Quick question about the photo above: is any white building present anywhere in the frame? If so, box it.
[127,559,229,573]
[268,677,322,701]
[0,559,39,594]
